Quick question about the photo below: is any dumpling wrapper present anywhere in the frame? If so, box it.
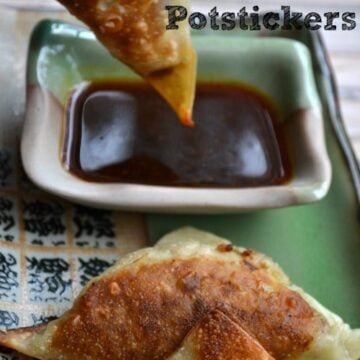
[56,0,197,126]
[169,309,275,360]
[0,227,359,360]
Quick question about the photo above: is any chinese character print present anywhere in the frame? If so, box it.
[77,256,116,287]
[0,310,19,331]
[0,149,15,188]
[0,197,18,243]
[73,206,116,248]
[0,251,19,303]
[23,200,66,246]
[26,255,72,304]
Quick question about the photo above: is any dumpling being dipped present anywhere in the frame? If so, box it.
[0,227,359,359]
[56,0,197,126]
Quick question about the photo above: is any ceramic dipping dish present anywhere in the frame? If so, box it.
[22,20,331,213]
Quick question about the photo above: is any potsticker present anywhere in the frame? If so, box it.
[0,228,359,360]
[57,0,197,126]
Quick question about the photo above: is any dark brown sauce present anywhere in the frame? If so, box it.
[63,81,292,187]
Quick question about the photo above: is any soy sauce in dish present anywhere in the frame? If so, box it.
[63,81,292,187]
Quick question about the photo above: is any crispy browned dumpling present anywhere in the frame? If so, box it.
[0,228,359,360]
[169,309,275,360]
[57,0,197,126]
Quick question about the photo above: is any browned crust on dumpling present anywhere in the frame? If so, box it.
[56,0,180,75]
[50,251,324,360]
[178,309,275,360]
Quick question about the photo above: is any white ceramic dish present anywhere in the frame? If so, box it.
[22,20,332,213]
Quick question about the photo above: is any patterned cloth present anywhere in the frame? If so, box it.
[0,7,147,359]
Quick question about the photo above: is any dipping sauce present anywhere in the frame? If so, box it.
[63,82,292,187]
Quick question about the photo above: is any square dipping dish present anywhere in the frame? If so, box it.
[22,20,331,213]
